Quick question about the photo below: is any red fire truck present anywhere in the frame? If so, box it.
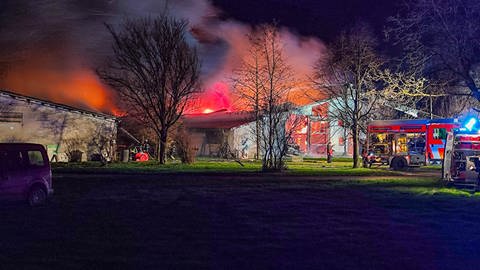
[366,119,459,170]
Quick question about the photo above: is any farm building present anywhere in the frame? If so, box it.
[183,100,353,159]
[0,89,117,162]
[294,100,353,157]
[182,110,257,159]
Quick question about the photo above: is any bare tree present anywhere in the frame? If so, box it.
[99,16,200,164]
[234,24,297,171]
[173,123,196,164]
[259,26,300,171]
[232,33,263,160]
[314,25,383,168]
[88,123,117,165]
[379,68,448,119]
[386,0,480,110]
[63,136,84,162]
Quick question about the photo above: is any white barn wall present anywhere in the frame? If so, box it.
[329,122,349,156]
[0,91,117,161]
[231,121,257,159]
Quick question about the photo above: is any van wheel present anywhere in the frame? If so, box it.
[391,157,407,171]
[28,185,47,206]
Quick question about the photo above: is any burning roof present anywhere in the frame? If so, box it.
[182,109,255,129]
[0,89,116,120]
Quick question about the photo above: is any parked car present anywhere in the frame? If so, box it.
[0,143,53,206]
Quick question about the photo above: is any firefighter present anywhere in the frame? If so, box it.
[142,139,151,155]
[407,138,413,149]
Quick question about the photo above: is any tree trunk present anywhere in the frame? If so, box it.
[255,90,260,160]
[158,130,168,164]
[465,74,480,101]
[327,142,332,163]
[256,116,260,160]
[352,125,359,168]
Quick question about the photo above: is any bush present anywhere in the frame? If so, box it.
[68,150,83,162]
[174,125,196,164]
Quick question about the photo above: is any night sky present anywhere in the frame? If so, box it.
[211,0,401,41]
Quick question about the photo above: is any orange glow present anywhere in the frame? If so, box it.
[287,81,326,106]
[186,82,235,113]
[203,108,214,114]
[2,64,119,114]
[112,108,127,117]
[186,80,324,115]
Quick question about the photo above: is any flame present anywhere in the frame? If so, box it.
[187,82,234,113]
[186,80,323,115]
[1,65,119,114]
[288,81,326,106]
[112,108,127,117]
[203,108,214,114]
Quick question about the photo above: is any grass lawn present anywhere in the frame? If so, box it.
[51,158,405,176]
[3,174,479,269]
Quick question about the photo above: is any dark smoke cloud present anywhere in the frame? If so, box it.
[0,0,222,111]
[0,0,223,76]
[0,0,325,112]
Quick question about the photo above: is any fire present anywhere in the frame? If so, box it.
[288,81,326,106]
[187,82,234,113]
[203,108,214,114]
[112,108,127,117]
[1,67,120,114]
[186,80,321,115]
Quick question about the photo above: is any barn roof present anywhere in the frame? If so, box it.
[0,89,116,120]
[183,109,255,129]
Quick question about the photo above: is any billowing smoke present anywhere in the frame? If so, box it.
[0,0,325,114]
[197,21,326,110]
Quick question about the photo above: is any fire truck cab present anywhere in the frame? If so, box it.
[366,119,459,170]
[443,118,480,188]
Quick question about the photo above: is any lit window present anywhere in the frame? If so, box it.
[433,128,447,140]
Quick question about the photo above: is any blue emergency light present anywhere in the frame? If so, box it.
[465,117,477,131]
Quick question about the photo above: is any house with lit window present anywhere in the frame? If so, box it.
[292,99,353,157]
[0,89,117,162]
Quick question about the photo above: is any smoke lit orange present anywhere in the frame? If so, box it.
[1,66,119,114]
[186,82,235,114]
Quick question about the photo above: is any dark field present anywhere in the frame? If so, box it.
[2,173,480,270]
